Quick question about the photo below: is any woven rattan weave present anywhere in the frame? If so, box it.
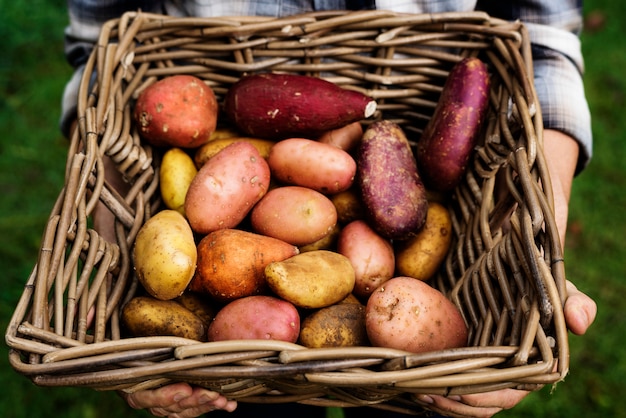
[7,10,569,415]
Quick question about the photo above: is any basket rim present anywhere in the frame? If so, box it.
[7,10,569,409]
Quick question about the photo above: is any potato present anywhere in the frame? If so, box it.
[174,292,217,327]
[250,186,337,246]
[267,138,357,194]
[298,223,341,253]
[134,74,218,148]
[365,277,468,353]
[356,120,428,240]
[339,293,362,305]
[208,295,300,343]
[132,210,197,300]
[159,147,197,215]
[122,296,206,341]
[223,73,376,139]
[416,57,490,192]
[208,126,241,140]
[189,229,299,303]
[395,202,453,281]
[194,137,275,168]
[299,303,368,348]
[184,141,270,234]
[316,121,363,152]
[337,220,395,299]
[265,250,355,309]
[331,188,366,225]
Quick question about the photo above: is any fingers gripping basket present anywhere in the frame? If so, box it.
[7,10,570,414]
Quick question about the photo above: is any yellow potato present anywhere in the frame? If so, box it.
[159,147,197,216]
[174,292,217,327]
[299,303,368,348]
[338,293,362,305]
[264,250,355,309]
[194,137,275,168]
[133,210,197,300]
[208,126,241,140]
[122,296,206,341]
[394,202,452,281]
[330,188,366,225]
[298,223,341,253]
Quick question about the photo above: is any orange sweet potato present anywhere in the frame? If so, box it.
[189,229,299,303]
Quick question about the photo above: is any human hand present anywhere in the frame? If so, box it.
[412,282,597,417]
[120,382,237,417]
[411,130,598,417]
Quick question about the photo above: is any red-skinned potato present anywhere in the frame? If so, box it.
[337,220,395,299]
[365,277,468,353]
[208,295,300,343]
[416,57,490,192]
[250,186,337,247]
[189,229,299,303]
[316,121,363,152]
[223,73,376,139]
[134,75,218,148]
[356,120,428,240]
[267,138,357,194]
[184,141,270,235]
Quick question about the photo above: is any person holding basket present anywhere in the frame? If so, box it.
[60,1,597,417]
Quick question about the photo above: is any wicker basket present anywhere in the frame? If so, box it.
[7,10,570,415]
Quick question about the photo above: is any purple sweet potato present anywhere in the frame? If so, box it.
[223,73,377,139]
[416,57,491,192]
[356,120,428,240]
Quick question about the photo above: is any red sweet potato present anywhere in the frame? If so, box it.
[223,73,377,139]
[356,120,428,240]
[416,57,490,192]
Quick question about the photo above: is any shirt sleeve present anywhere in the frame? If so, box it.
[60,0,167,137]
[476,0,592,174]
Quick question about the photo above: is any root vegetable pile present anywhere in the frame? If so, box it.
[125,65,491,352]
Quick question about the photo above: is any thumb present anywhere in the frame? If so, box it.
[564,281,597,336]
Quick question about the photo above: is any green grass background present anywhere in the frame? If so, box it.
[1,1,624,417]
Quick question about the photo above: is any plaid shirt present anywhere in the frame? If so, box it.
[62,0,591,172]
